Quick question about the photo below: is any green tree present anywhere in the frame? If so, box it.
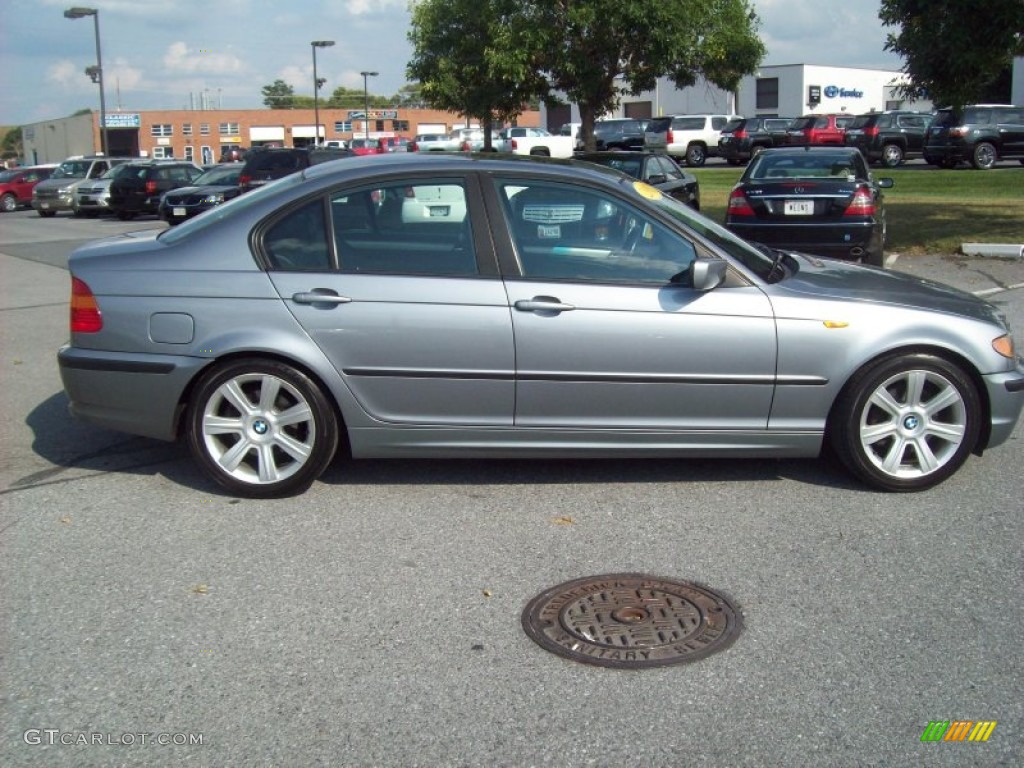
[408,0,547,149]
[326,86,390,110]
[2,126,23,162]
[261,79,295,109]
[880,0,1024,110]
[507,0,764,150]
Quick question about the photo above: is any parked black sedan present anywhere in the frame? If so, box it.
[575,151,700,209]
[158,164,243,225]
[724,147,893,266]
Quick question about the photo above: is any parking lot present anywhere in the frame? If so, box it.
[1,208,1022,766]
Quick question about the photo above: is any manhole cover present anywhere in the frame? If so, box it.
[522,573,742,669]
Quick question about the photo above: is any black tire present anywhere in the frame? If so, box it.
[37,209,56,218]
[186,358,339,498]
[829,354,981,491]
[685,143,707,167]
[116,210,135,220]
[970,142,997,170]
[726,158,741,166]
[863,248,885,267]
[1,193,17,212]
[881,144,904,167]
[530,148,551,157]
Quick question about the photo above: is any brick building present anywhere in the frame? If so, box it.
[21,107,542,165]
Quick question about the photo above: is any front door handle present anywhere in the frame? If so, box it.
[514,297,576,313]
[292,290,352,305]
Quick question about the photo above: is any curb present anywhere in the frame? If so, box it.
[960,243,1024,259]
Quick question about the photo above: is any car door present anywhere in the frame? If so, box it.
[997,107,1024,157]
[490,177,777,429]
[264,174,516,426]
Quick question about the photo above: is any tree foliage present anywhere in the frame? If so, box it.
[879,0,1024,110]
[408,0,547,148]
[412,0,764,150]
[261,80,295,109]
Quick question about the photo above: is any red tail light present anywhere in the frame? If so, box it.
[733,129,748,139]
[145,180,158,195]
[408,142,418,152]
[863,126,880,137]
[666,129,674,145]
[70,277,102,333]
[727,188,755,217]
[460,141,471,152]
[510,139,519,150]
[239,173,251,187]
[844,186,876,216]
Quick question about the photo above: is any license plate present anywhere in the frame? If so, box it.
[429,206,449,217]
[784,200,814,215]
[173,207,187,217]
[537,225,561,238]
[40,203,50,209]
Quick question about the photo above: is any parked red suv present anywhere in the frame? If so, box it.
[0,165,55,212]
[785,114,855,146]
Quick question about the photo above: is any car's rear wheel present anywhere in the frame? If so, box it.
[186,359,339,498]
[971,142,997,170]
[881,144,904,167]
[685,143,707,167]
[0,193,19,212]
[830,354,981,491]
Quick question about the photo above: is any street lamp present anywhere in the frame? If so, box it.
[64,6,108,156]
[360,70,378,142]
[311,40,335,147]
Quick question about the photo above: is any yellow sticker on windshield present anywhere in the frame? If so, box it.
[633,181,663,200]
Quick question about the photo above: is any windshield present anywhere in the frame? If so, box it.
[101,164,131,180]
[646,186,777,280]
[0,170,16,182]
[52,160,92,179]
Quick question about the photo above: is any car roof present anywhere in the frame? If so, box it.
[300,151,632,186]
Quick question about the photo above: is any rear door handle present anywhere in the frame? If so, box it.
[514,297,575,313]
[292,290,352,305]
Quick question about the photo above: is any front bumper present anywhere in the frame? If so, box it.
[983,361,1024,449]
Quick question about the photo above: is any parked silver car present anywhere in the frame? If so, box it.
[58,154,1024,497]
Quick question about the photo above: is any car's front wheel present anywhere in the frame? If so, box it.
[1,193,18,212]
[830,354,981,491]
[186,359,339,497]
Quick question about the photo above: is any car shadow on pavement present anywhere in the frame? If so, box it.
[18,392,867,496]
[15,391,214,493]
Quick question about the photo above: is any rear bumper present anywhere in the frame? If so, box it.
[726,220,881,260]
[58,345,211,441]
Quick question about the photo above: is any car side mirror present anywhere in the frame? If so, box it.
[877,178,894,188]
[647,174,667,184]
[680,257,728,291]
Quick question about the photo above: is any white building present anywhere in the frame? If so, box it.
[543,63,934,130]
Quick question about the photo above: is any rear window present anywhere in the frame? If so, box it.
[671,117,707,130]
[646,117,672,133]
[722,119,745,132]
[847,115,873,129]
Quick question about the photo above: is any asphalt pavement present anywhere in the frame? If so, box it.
[1,210,1021,767]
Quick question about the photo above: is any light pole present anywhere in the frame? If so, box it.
[360,70,378,142]
[64,6,108,156]
[311,40,335,147]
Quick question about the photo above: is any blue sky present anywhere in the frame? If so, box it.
[0,0,903,126]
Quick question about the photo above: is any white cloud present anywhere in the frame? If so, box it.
[47,60,80,88]
[163,42,245,75]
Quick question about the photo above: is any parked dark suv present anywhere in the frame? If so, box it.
[577,119,647,151]
[718,117,794,164]
[238,146,354,192]
[924,104,1024,169]
[844,111,933,167]
[108,160,204,220]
